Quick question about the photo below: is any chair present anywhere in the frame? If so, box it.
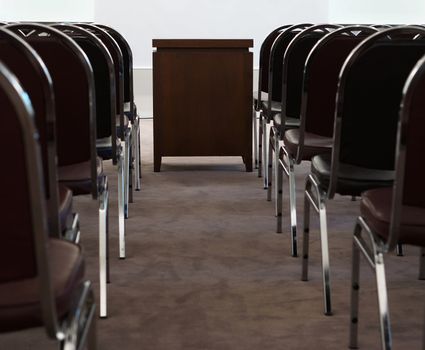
[76,23,132,219]
[259,23,313,183]
[349,51,425,350]
[6,23,110,318]
[96,23,142,192]
[268,24,341,248]
[302,26,425,316]
[0,27,79,240]
[253,24,292,171]
[51,24,127,260]
[273,25,376,253]
[0,60,96,349]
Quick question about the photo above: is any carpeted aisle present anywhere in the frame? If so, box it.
[1,119,424,349]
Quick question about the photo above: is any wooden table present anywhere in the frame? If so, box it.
[152,39,253,172]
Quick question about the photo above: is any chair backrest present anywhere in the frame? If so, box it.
[281,24,341,128]
[50,24,117,164]
[76,23,125,139]
[96,24,135,119]
[252,24,292,109]
[0,61,60,336]
[329,26,425,198]
[388,53,425,249]
[267,23,313,111]
[295,26,378,162]
[6,24,98,199]
[0,28,61,236]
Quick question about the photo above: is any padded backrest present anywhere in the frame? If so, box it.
[284,34,326,119]
[260,28,288,93]
[269,31,299,102]
[0,39,51,195]
[26,37,92,166]
[402,63,425,207]
[304,36,366,136]
[74,36,113,139]
[0,75,36,282]
[339,41,425,170]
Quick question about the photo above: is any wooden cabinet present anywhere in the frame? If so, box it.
[152,39,253,172]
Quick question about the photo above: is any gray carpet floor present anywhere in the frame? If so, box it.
[1,119,424,349]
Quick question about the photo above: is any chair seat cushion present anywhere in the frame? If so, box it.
[360,188,425,246]
[0,239,85,332]
[58,157,103,195]
[283,129,332,160]
[97,136,113,160]
[261,99,281,116]
[311,153,394,196]
[273,113,300,130]
[58,184,73,232]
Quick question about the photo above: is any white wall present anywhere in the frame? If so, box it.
[0,0,95,22]
[329,0,425,24]
[95,0,329,69]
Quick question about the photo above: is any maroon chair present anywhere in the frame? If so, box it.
[0,27,78,239]
[0,61,96,349]
[349,52,425,350]
[274,25,377,249]
[267,23,341,256]
[253,24,292,170]
[96,23,142,193]
[302,26,425,317]
[259,23,312,181]
[6,23,110,318]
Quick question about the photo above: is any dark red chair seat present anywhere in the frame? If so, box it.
[272,113,300,130]
[261,99,281,115]
[311,153,394,196]
[0,239,85,333]
[283,128,332,160]
[58,157,103,195]
[360,187,425,246]
[58,184,73,231]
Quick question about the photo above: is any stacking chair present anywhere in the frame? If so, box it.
[349,52,425,350]
[0,27,79,240]
[96,23,142,192]
[0,61,96,349]
[259,23,312,184]
[253,24,292,171]
[302,26,425,316]
[76,23,132,218]
[266,24,341,257]
[273,25,376,250]
[6,23,110,318]
[51,24,127,260]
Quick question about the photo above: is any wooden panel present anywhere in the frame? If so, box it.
[153,39,253,172]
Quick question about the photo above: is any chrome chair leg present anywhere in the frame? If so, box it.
[123,135,130,219]
[263,119,269,189]
[253,108,258,169]
[258,113,263,178]
[134,118,141,191]
[274,136,280,215]
[304,174,331,314]
[267,128,274,201]
[396,243,404,256]
[118,144,126,259]
[349,222,361,349]
[419,247,425,280]
[318,193,332,315]
[276,154,283,233]
[302,182,311,281]
[288,155,298,258]
[128,126,134,204]
[375,249,392,350]
[98,176,109,318]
